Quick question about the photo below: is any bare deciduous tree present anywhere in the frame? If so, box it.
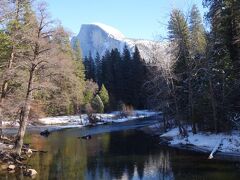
[13,2,70,155]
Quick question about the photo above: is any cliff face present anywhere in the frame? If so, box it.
[72,23,167,61]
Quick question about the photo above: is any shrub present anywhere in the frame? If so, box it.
[119,103,134,117]
[99,84,109,110]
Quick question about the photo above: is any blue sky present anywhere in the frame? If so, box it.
[47,0,207,40]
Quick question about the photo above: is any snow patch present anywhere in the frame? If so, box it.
[91,23,125,40]
[72,23,169,61]
[37,110,159,126]
[160,127,240,153]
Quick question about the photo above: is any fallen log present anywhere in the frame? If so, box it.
[208,138,223,159]
[79,135,92,140]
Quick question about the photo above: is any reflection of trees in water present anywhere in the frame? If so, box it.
[85,130,174,180]
[28,131,88,180]
[3,129,240,180]
[48,133,88,179]
[144,152,174,180]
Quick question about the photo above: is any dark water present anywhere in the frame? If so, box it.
[1,117,240,180]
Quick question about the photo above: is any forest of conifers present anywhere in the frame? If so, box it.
[82,0,240,134]
[0,0,239,154]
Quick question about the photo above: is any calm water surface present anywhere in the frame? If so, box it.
[1,117,240,180]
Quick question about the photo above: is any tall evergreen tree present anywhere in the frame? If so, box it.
[83,55,90,79]
[168,9,191,134]
[72,39,85,113]
[189,4,207,56]
[95,52,102,86]
[102,50,111,92]
[188,5,207,133]
[111,48,122,100]
[121,45,132,104]
[204,0,239,131]
[132,46,145,108]
[84,52,95,81]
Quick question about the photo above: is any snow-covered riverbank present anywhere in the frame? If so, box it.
[161,128,240,153]
[37,110,159,126]
[151,126,240,160]
[2,110,159,129]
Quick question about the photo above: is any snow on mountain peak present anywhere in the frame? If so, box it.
[72,23,168,61]
[90,23,125,40]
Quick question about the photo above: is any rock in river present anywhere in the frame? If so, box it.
[24,168,37,177]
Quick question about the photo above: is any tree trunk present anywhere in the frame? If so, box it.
[163,109,166,131]
[173,94,183,135]
[170,78,183,135]
[188,77,196,134]
[0,104,3,137]
[220,73,225,128]
[209,78,218,133]
[14,69,34,155]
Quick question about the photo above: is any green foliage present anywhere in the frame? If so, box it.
[32,27,87,116]
[84,52,95,81]
[97,46,147,109]
[95,52,102,86]
[158,3,240,132]
[83,90,94,105]
[83,80,98,105]
[72,39,85,80]
[99,84,109,109]
[189,4,207,55]
[91,95,104,113]
[168,8,191,122]
[202,0,240,131]
[0,31,11,67]
[72,39,83,60]
[168,9,190,75]
[131,46,146,107]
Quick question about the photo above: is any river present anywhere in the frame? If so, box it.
[1,116,240,180]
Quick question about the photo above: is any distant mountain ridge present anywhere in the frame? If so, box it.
[71,23,167,61]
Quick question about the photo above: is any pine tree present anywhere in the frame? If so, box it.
[101,48,121,105]
[83,55,90,79]
[73,40,85,79]
[102,50,112,92]
[121,45,132,104]
[72,39,85,113]
[189,4,207,56]
[168,9,190,75]
[95,52,102,86]
[168,11,190,106]
[89,52,96,81]
[111,48,122,100]
[168,9,191,135]
[188,5,207,133]
[84,52,95,81]
[204,0,239,131]
[132,46,145,108]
